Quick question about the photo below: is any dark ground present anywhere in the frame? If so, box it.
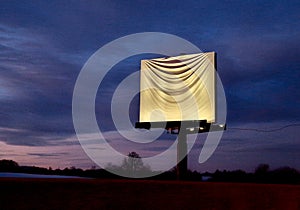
[0,178,299,210]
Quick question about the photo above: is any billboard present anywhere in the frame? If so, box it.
[139,52,216,123]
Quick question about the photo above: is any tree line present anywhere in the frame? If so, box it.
[0,155,299,184]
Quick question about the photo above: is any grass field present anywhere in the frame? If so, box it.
[0,178,299,210]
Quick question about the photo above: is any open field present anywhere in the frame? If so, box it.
[0,178,299,210]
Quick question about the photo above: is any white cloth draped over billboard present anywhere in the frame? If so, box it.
[139,52,216,123]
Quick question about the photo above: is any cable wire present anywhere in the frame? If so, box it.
[228,123,300,133]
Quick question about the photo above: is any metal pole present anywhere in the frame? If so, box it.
[177,129,187,180]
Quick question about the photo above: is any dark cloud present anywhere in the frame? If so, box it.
[27,153,68,157]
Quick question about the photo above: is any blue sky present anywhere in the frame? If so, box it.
[0,0,299,172]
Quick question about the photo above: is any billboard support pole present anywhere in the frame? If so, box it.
[177,128,188,180]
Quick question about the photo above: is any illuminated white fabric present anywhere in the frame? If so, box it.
[139,52,216,123]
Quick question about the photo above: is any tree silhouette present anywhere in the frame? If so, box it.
[122,152,142,171]
[121,152,151,177]
[255,164,270,175]
[0,159,19,172]
[254,164,270,183]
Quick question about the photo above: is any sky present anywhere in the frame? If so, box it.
[0,0,299,172]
